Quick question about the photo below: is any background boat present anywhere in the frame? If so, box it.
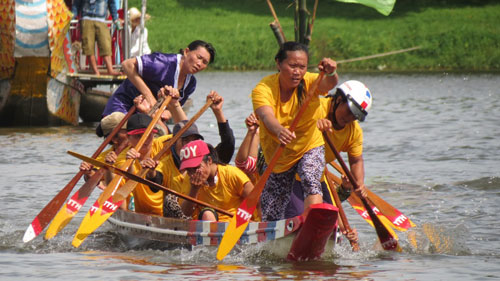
[0,0,127,126]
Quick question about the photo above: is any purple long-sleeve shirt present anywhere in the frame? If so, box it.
[102,52,196,116]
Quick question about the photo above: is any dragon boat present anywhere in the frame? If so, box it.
[107,203,339,261]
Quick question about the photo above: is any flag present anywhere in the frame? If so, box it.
[336,0,396,16]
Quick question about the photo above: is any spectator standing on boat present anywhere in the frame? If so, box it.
[144,91,236,218]
[71,0,122,76]
[252,41,339,221]
[102,40,216,124]
[179,140,254,222]
[128,7,151,57]
[79,111,129,188]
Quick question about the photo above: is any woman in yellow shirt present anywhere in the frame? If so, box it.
[179,140,254,222]
[252,41,339,221]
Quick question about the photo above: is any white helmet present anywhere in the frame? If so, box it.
[336,80,372,122]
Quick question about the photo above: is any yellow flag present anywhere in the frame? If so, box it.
[336,0,396,16]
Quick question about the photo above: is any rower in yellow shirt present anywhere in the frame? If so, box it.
[252,41,339,221]
[286,80,371,217]
[178,140,254,222]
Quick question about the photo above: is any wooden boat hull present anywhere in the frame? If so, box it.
[79,88,112,123]
[108,204,338,260]
[287,203,339,261]
[0,57,82,126]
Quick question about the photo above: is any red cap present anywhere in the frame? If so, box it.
[179,140,210,171]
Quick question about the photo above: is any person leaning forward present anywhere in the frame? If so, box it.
[285,80,372,217]
[179,140,254,222]
[142,91,236,218]
[102,40,216,124]
[112,87,181,215]
[252,41,338,221]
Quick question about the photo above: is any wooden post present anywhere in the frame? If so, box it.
[298,0,308,44]
[270,21,285,47]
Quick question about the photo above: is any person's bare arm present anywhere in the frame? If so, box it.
[159,85,187,123]
[240,181,254,199]
[317,57,339,93]
[207,91,226,123]
[121,57,156,106]
[348,154,367,198]
[255,105,295,145]
[235,113,259,163]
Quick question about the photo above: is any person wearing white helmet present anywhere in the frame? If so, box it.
[284,80,371,246]
[318,80,372,199]
[286,80,371,217]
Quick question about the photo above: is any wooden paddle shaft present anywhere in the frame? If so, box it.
[67,151,233,218]
[325,170,359,251]
[98,97,171,205]
[22,105,137,243]
[153,99,213,162]
[329,160,408,220]
[110,99,214,210]
[323,131,399,251]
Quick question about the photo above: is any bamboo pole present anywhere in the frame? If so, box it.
[304,0,318,46]
[270,21,285,47]
[298,0,308,44]
[266,0,286,43]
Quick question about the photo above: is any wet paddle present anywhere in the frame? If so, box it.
[71,96,171,247]
[216,72,326,260]
[67,151,233,218]
[22,105,136,243]
[44,98,169,240]
[329,160,415,231]
[323,131,400,251]
[325,170,398,239]
[325,170,360,251]
[72,98,212,247]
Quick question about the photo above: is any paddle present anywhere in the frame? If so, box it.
[110,99,213,202]
[324,170,360,251]
[71,96,171,247]
[72,98,213,247]
[216,72,326,260]
[44,98,169,240]
[329,162,398,240]
[329,160,415,231]
[22,105,136,243]
[325,170,400,240]
[67,151,233,218]
[322,131,400,251]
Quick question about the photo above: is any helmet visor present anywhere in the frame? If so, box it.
[347,95,368,122]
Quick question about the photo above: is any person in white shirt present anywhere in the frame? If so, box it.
[128,7,151,57]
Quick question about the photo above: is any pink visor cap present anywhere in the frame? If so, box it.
[179,140,210,171]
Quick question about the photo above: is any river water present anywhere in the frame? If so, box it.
[0,71,499,280]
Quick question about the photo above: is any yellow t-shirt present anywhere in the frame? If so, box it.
[115,134,172,216]
[155,148,192,202]
[96,146,113,163]
[252,72,327,173]
[319,97,363,163]
[193,165,250,222]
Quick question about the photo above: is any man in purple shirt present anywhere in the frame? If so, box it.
[102,40,216,119]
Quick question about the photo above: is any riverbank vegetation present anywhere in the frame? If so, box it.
[129,0,499,72]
